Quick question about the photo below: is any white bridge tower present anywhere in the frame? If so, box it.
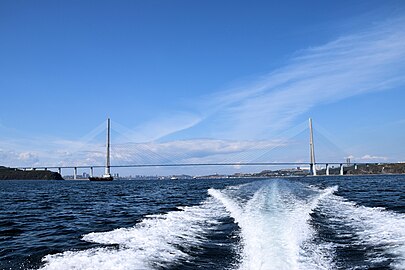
[309,118,317,176]
[103,118,112,178]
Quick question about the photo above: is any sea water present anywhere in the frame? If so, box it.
[0,175,404,270]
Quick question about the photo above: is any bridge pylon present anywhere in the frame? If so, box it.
[309,118,316,176]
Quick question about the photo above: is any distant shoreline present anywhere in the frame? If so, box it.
[0,166,63,180]
[1,163,404,181]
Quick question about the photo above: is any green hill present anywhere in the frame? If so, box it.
[317,163,405,175]
[0,166,64,180]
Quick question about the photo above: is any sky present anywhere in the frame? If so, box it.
[0,0,405,175]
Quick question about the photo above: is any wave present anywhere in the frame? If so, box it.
[40,198,229,270]
[209,179,337,270]
[317,193,405,269]
[39,178,405,270]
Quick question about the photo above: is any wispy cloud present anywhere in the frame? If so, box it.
[0,138,290,167]
[347,154,388,162]
[111,139,286,164]
[178,17,405,139]
[360,154,388,161]
[113,113,202,143]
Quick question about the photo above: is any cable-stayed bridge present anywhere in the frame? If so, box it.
[15,118,380,179]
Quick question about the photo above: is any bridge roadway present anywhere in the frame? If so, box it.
[17,162,381,178]
[18,161,377,170]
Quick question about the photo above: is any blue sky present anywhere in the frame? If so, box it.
[0,0,405,174]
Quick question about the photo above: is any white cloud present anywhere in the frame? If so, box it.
[18,152,38,161]
[344,154,389,162]
[183,17,405,139]
[113,113,202,143]
[360,154,388,161]
[110,139,287,165]
[0,150,40,167]
[0,138,289,167]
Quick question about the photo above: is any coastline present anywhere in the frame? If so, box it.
[0,166,64,180]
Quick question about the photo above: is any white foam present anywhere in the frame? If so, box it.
[319,194,405,269]
[40,198,227,270]
[41,179,405,270]
[209,180,336,270]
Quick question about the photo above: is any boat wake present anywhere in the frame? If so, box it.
[40,198,229,270]
[209,180,336,270]
[40,179,405,270]
[316,192,405,269]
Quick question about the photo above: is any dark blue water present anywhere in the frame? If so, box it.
[0,175,404,269]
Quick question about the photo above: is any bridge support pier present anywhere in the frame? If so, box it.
[340,164,344,175]
[58,168,61,175]
[90,167,93,177]
[326,164,330,176]
[309,163,317,176]
[74,167,77,180]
